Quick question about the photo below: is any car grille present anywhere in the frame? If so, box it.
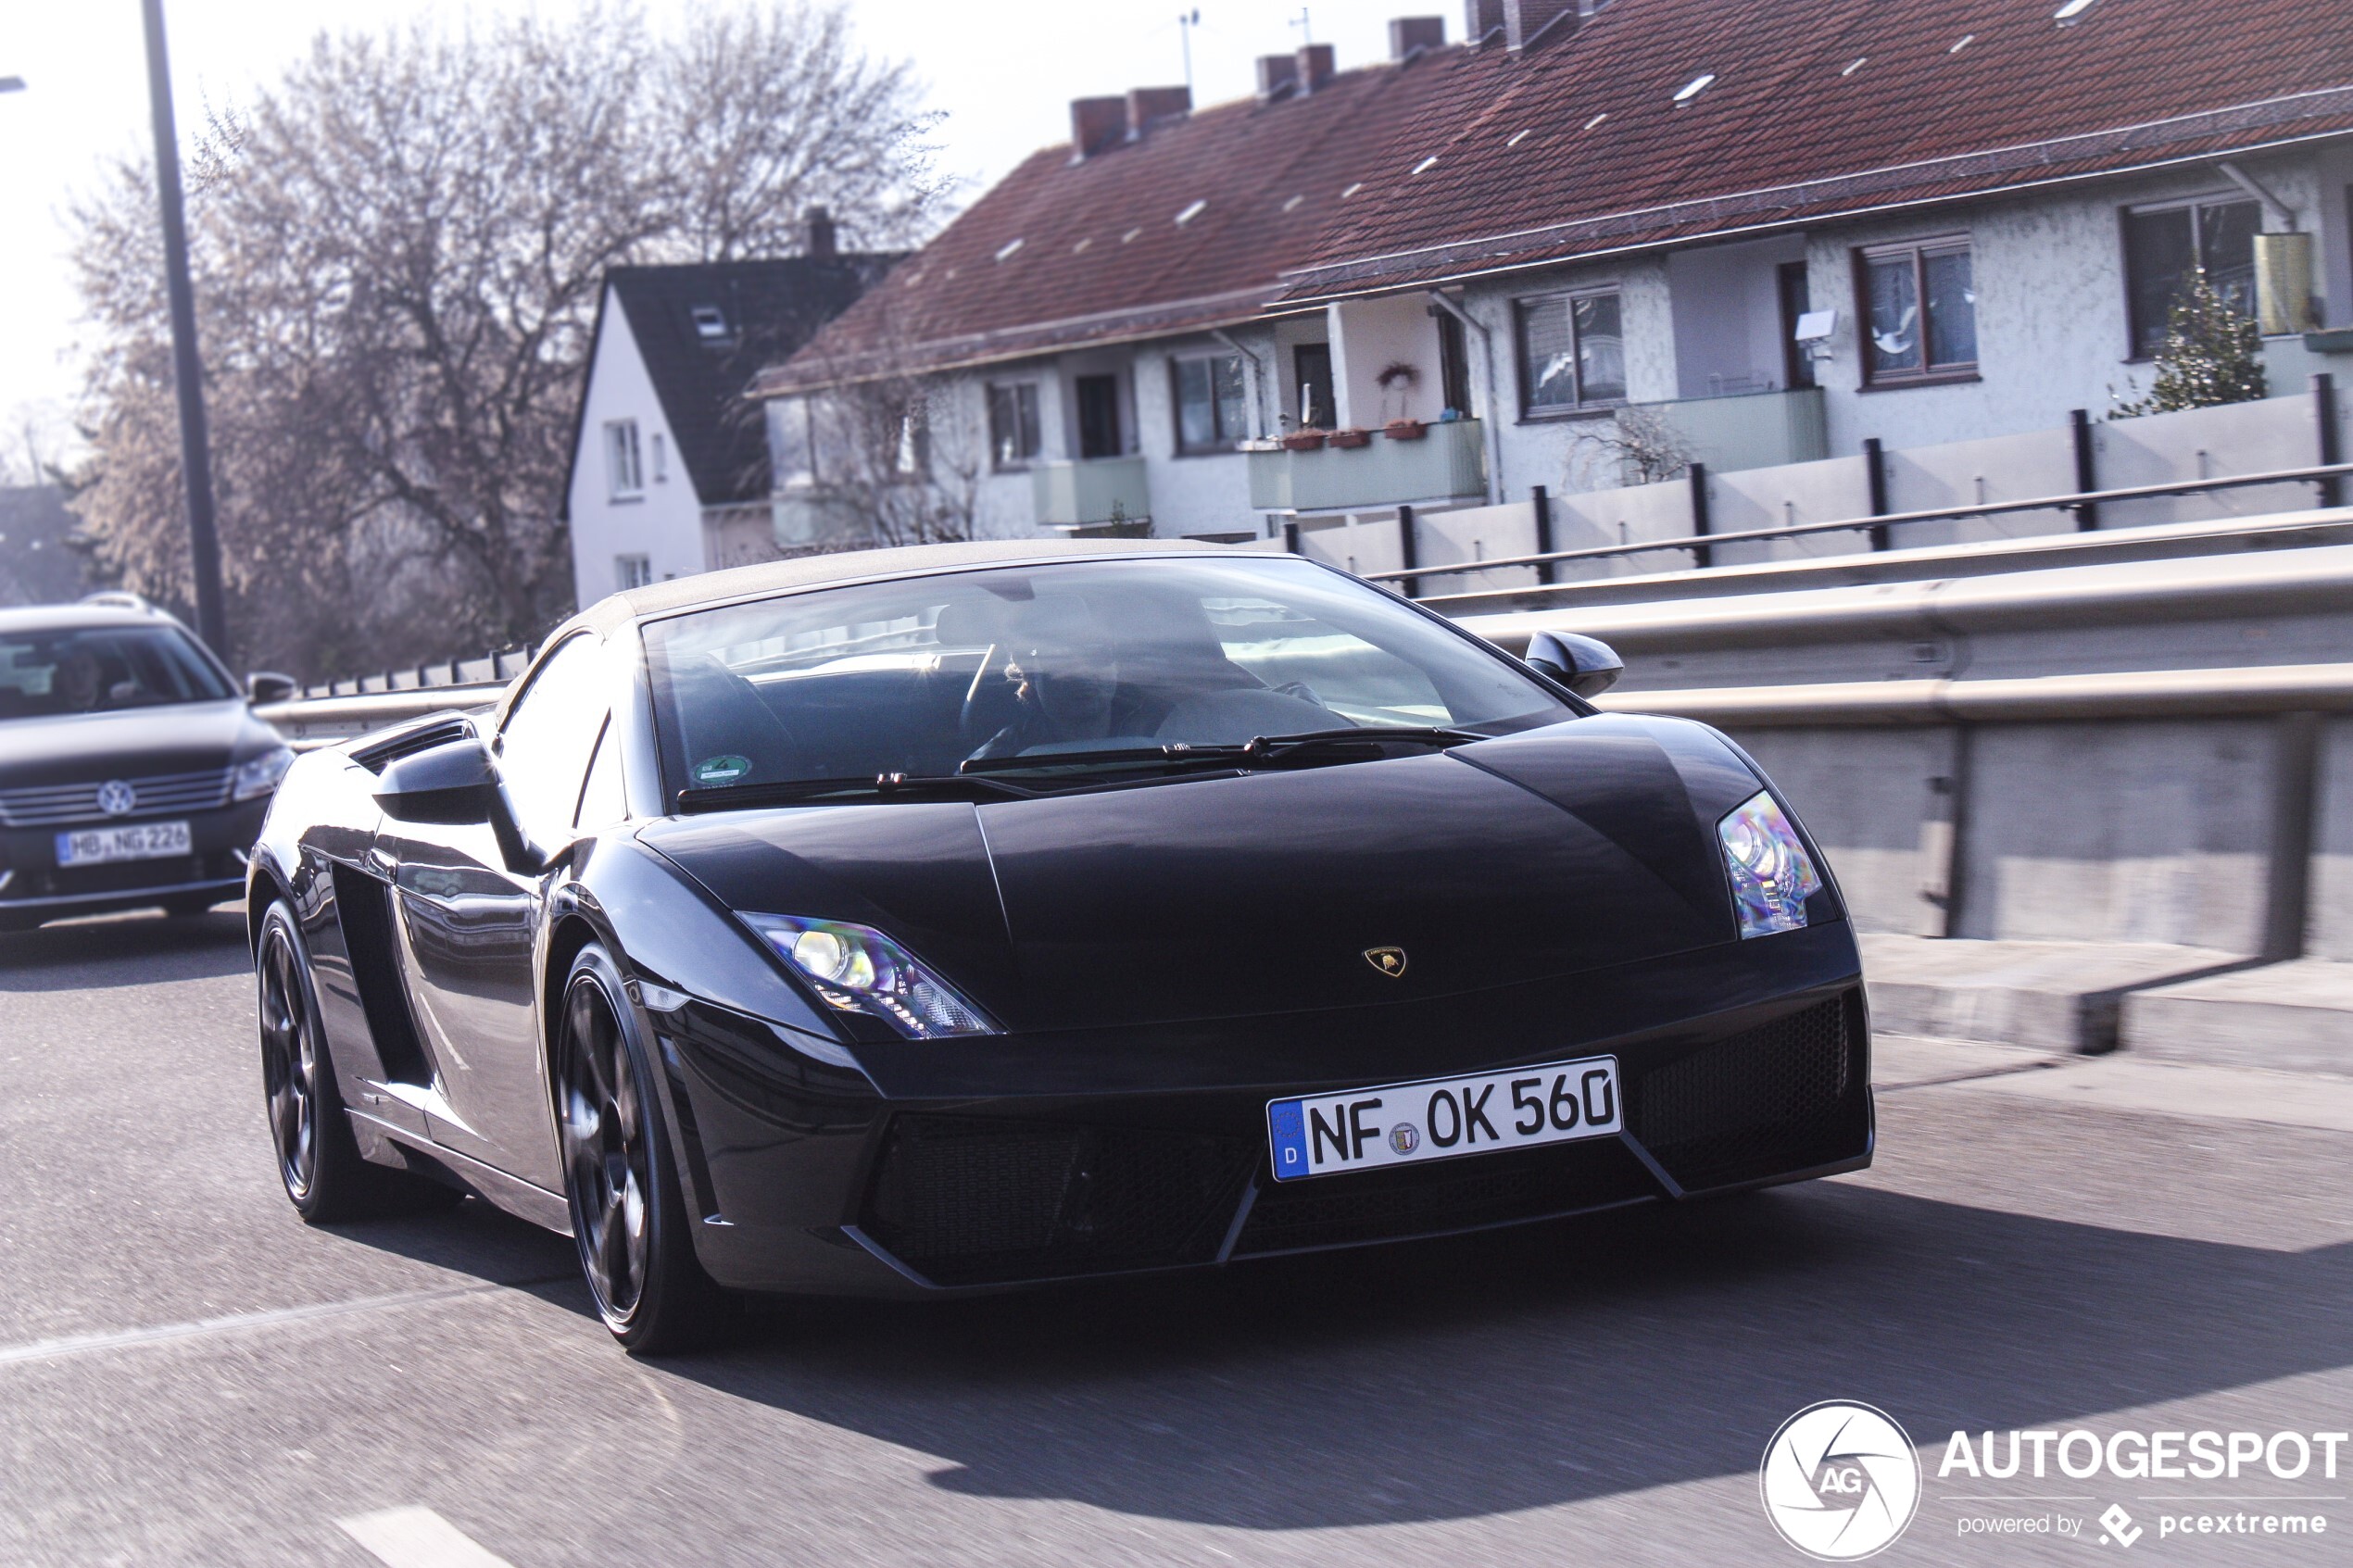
[1231,1135,1658,1258]
[0,851,244,901]
[1626,992,1866,1192]
[860,1115,1255,1287]
[0,767,234,827]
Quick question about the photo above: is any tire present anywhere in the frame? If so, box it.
[555,943,732,1354]
[257,899,462,1222]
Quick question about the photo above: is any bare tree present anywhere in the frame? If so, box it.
[1566,405,1695,491]
[67,1,942,678]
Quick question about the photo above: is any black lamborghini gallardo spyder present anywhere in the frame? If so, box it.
[248,540,1869,1352]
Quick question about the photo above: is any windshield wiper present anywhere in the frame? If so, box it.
[676,771,1039,813]
[959,726,1484,776]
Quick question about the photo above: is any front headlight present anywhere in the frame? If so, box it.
[1718,790,1822,938]
[739,913,997,1040]
[233,746,296,801]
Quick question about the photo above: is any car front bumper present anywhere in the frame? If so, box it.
[645,920,1872,1298]
[0,798,270,926]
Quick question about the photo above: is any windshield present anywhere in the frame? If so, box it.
[642,556,1574,802]
[0,623,234,719]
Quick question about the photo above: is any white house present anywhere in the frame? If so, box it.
[758,0,2353,558]
[563,223,898,608]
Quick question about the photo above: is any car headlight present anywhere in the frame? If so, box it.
[739,913,997,1040]
[233,746,296,801]
[1718,790,1822,938]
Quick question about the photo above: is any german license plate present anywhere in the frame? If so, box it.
[55,821,192,866]
[1267,1055,1620,1181]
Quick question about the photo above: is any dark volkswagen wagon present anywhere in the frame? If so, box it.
[0,596,295,929]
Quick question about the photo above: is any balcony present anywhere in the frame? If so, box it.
[1634,386,1827,473]
[1247,419,1487,514]
[1032,456,1151,529]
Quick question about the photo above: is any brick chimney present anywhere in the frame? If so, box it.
[1296,43,1337,93]
[1464,0,1504,43]
[1069,95,1129,158]
[1502,0,1577,48]
[1256,53,1301,101]
[1126,85,1192,133]
[1390,16,1447,57]
[805,207,837,261]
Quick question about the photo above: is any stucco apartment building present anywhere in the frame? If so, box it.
[760,0,2353,551]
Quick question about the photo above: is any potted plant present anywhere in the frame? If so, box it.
[1327,427,1372,448]
[1375,359,1422,427]
[1280,427,1328,451]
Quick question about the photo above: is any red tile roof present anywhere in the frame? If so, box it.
[1277,0,2353,301]
[753,49,1507,394]
[765,0,2353,389]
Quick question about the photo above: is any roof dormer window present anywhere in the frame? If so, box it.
[690,305,728,341]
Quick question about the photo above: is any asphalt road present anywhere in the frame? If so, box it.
[2,910,2348,1567]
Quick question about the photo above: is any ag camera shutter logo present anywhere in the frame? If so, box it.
[1760,1401,1921,1560]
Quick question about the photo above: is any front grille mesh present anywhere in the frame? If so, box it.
[1627,994,1864,1191]
[1233,1135,1656,1257]
[861,1115,1254,1287]
[0,767,233,827]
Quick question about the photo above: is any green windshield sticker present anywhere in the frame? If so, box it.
[692,754,753,786]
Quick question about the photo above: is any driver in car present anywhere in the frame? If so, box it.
[965,595,1127,760]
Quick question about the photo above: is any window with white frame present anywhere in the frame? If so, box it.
[2122,196,2259,359]
[1856,237,1977,386]
[1172,354,1248,454]
[986,382,1041,470]
[1516,289,1626,415]
[605,419,644,498]
[650,432,667,483]
[614,554,652,591]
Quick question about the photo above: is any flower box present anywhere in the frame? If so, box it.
[1384,419,1428,441]
[1280,429,1328,451]
[1327,428,1373,449]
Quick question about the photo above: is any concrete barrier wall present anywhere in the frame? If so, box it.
[2311,717,2353,962]
[1394,385,2349,595]
[1732,718,2280,954]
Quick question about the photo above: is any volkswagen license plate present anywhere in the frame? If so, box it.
[55,821,192,866]
[1267,1055,1620,1181]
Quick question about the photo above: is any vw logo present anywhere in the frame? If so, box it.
[1759,1401,1920,1560]
[96,780,138,818]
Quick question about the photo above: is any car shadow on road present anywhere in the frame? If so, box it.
[0,909,250,991]
[641,1180,2352,1530]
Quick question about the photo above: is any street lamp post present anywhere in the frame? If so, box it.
[138,0,228,656]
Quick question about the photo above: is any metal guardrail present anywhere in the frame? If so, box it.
[258,684,507,750]
[1364,461,2353,587]
[1589,661,2353,727]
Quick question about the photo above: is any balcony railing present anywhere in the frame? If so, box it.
[1247,419,1487,514]
[1637,386,1828,473]
[1032,456,1151,528]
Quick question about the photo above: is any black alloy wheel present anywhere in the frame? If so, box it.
[258,912,322,1201]
[256,899,459,1222]
[555,944,728,1353]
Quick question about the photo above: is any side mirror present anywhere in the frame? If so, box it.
[1524,630,1624,699]
[373,735,550,874]
[374,735,500,825]
[246,671,299,705]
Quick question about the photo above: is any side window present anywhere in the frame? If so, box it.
[573,718,627,829]
[497,635,609,847]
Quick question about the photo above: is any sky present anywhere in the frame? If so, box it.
[0,0,1421,470]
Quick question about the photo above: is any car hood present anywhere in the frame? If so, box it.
[0,700,276,789]
[642,716,1761,1034]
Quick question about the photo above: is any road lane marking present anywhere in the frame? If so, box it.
[0,1277,567,1369]
[338,1507,517,1568]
